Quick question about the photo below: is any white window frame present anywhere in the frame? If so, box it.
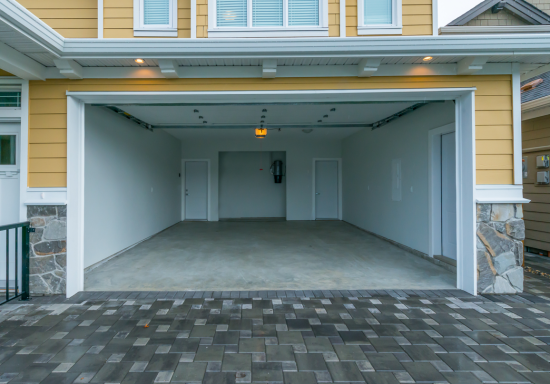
[357,0,402,35]
[134,0,178,37]
[208,0,329,37]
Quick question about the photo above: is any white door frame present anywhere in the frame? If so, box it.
[181,159,211,221]
[312,158,342,220]
[428,123,456,260]
[65,88,477,297]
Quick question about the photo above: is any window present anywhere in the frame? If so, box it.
[358,0,402,35]
[210,0,328,37]
[134,0,178,37]
[0,135,16,166]
[0,92,21,108]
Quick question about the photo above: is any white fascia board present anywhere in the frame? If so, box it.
[60,34,550,59]
[0,42,46,80]
[41,63,512,79]
[476,185,530,204]
[522,94,550,113]
[0,0,64,55]
[522,104,550,121]
[440,25,550,34]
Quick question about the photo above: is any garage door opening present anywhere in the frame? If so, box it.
[66,89,477,296]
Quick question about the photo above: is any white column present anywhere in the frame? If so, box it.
[340,0,346,37]
[98,0,104,38]
[512,63,522,185]
[191,0,197,38]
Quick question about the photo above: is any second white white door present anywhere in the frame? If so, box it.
[441,132,457,260]
[315,160,338,220]
[185,161,208,220]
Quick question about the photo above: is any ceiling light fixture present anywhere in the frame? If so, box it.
[255,128,267,139]
[423,56,433,62]
[135,58,144,64]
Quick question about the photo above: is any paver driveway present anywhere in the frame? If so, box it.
[1,273,550,383]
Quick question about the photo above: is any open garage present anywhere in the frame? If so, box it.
[63,89,476,294]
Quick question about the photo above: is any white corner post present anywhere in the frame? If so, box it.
[191,0,197,38]
[19,80,29,222]
[66,96,86,298]
[340,0,346,37]
[512,63,522,185]
[455,91,477,296]
[98,0,104,38]
[432,0,438,36]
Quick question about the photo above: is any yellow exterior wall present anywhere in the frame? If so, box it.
[522,115,550,252]
[28,75,512,187]
[17,0,98,38]
[103,0,191,38]
[0,69,14,76]
[196,0,208,38]
[329,0,340,37]
[347,0,432,37]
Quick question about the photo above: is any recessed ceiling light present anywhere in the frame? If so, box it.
[135,58,144,64]
[423,56,433,62]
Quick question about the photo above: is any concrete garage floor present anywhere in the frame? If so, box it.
[85,221,456,291]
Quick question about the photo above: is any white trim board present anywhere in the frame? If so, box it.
[181,159,211,221]
[512,63,522,185]
[65,87,478,297]
[41,63,514,80]
[98,0,103,39]
[311,158,343,221]
[476,185,530,204]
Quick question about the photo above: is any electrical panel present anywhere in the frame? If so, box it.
[536,154,550,168]
[537,171,550,185]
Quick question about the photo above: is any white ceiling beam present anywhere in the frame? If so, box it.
[158,59,181,78]
[54,59,83,79]
[0,42,46,80]
[358,58,382,77]
[262,59,277,78]
[457,56,489,75]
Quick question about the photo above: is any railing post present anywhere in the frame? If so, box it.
[21,225,30,301]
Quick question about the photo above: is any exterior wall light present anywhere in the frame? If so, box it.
[135,58,144,64]
[255,128,267,139]
[423,56,433,62]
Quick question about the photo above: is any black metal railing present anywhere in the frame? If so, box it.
[0,221,31,305]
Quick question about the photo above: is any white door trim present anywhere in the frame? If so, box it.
[312,158,342,221]
[65,88,477,297]
[181,159,211,221]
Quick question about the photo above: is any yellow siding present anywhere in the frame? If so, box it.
[28,75,512,187]
[522,115,550,252]
[347,0,432,37]
[196,0,208,38]
[0,69,14,77]
[104,0,191,38]
[329,0,340,37]
[17,0,98,38]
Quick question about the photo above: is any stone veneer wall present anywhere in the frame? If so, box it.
[27,205,67,294]
[477,203,525,294]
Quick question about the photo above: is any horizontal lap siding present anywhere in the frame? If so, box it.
[28,75,512,187]
[522,115,550,252]
[347,0,432,37]
[18,0,98,38]
[104,0,191,38]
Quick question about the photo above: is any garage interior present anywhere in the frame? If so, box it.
[82,99,458,292]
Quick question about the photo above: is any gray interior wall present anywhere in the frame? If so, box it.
[180,136,341,220]
[84,106,181,269]
[342,102,455,254]
[219,151,286,219]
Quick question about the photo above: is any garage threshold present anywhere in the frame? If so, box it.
[84,221,456,292]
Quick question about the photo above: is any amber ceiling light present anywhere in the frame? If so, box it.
[135,58,144,64]
[423,56,433,62]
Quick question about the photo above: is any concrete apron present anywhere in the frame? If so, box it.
[84,221,456,292]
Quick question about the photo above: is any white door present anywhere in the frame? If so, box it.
[315,160,338,220]
[185,161,208,220]
[0,123,21,289]
[441,132,457,260]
